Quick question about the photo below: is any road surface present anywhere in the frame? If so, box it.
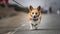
[0,11,60,34]
[0,7,60,34]
[14,13,60,34]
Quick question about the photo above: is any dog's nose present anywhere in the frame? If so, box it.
[34,16,36,18]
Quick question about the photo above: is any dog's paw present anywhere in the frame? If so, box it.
[29,27,34,31]
[30,27,37,31]
[30,29,35,31]
[34,27,38,30]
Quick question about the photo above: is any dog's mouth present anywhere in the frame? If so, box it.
[33,18,38,21]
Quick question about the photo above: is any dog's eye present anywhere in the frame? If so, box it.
[32,12,34,14]
[35,13,37,15]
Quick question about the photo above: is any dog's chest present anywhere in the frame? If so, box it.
[30,19,40,25]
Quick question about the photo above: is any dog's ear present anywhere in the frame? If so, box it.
[29,5,33,11]
[37,6,41,11]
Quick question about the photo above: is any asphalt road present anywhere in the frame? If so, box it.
[14,13,60,34]
[0,11,60,34]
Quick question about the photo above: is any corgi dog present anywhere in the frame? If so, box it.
[28,5,42,30]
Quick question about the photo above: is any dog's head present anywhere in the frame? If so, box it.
[29,5,41,20]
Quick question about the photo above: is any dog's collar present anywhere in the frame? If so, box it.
[33,18,38,21]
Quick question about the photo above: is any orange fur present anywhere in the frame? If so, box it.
[28,6,41,21]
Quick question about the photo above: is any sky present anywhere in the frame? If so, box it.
[9,0,60,12]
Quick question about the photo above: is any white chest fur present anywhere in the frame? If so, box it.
[29,18,41,30]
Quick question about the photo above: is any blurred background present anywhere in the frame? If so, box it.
[0,0,60,34]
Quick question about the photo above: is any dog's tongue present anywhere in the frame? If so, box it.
[33,18,38,21]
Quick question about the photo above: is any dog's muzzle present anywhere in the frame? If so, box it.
[34,16,36,18]
[32,15,39,21]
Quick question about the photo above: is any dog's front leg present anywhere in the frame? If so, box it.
[31,24,38,30]
[30,23,33,30]
[34,24,38,30]
[30,23,36,30]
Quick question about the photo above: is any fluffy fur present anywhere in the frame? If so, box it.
[28,5,42,30]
